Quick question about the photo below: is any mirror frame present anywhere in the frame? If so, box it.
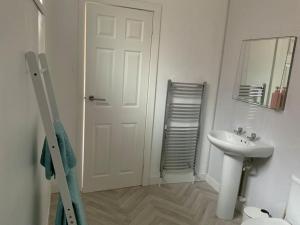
[233,36,297,111]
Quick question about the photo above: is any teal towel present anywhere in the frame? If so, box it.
[41,121,87,225]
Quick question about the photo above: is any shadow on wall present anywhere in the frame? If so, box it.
[195,82,209,173]
[32,123,42,225]
[31,118,49,225]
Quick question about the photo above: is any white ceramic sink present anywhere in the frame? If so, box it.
[207,130,274,158]
[207,130,274,220]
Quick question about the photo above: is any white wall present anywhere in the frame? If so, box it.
[45,0,80,191]
[0,0,50,224]
[45,0,79,153]
[208,0,300,217]
[47,0,229,184]
[147,0,229,181]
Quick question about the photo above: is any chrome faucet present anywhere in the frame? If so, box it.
[234,127,244,135]
[247,133,257,141]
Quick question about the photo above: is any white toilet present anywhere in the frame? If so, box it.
[242,175,300,225]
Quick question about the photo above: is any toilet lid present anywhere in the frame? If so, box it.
[244,207,270,219]
[242,218,291,225]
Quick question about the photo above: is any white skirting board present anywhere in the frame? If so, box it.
[149,176,161,185]
[162,171,195,184]
[149,173,220,194]
[205,174,220,192]
[150,171,203,185]
[196,173,207,181]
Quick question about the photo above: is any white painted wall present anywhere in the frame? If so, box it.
[47,0,229,185]
[0,0,50,224]
[147,0,229,181]
[45,0,79,153]
[45,0,80,192]
[208,0,300,217]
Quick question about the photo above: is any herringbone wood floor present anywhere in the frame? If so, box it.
[49,182,241,225]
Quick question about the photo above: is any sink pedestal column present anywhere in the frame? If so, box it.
[217,154,244,220]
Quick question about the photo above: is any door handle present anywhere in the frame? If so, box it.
[85,95,106,102]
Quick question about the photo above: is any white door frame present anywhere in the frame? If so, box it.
[77,0,162,189]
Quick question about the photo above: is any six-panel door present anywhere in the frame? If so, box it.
[83,2,153,192]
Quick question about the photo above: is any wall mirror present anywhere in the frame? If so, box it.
[233,36,297,111]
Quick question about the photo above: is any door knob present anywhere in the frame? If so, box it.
[86,95,106,102]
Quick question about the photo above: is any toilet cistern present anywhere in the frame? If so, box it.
[207,129,274,220]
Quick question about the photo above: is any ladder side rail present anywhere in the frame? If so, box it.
[38,53,60,122]
[25,52,78,225]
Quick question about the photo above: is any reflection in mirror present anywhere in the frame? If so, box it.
[233,37,297,111]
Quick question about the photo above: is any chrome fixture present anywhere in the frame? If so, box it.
[247,133,257,141]
[85,95,106,102]
[234,127,244,135]
[233,36,297,111]
[160,80,206,178]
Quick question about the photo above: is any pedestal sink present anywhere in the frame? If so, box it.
[207,130,274,220]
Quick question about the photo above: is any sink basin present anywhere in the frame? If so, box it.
[208,130,274,158]
[207,130,274,220]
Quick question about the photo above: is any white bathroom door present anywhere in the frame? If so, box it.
[83,2,153,192]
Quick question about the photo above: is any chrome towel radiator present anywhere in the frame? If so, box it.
[160,80,206,177]
[238,83,266,105]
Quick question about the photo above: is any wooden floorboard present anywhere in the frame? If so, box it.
[48,182,242,225]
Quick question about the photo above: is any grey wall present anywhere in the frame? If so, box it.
[208,0,300,217]
[0,0,50,224]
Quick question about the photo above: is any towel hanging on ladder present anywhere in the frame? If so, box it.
[25,52,88,225]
